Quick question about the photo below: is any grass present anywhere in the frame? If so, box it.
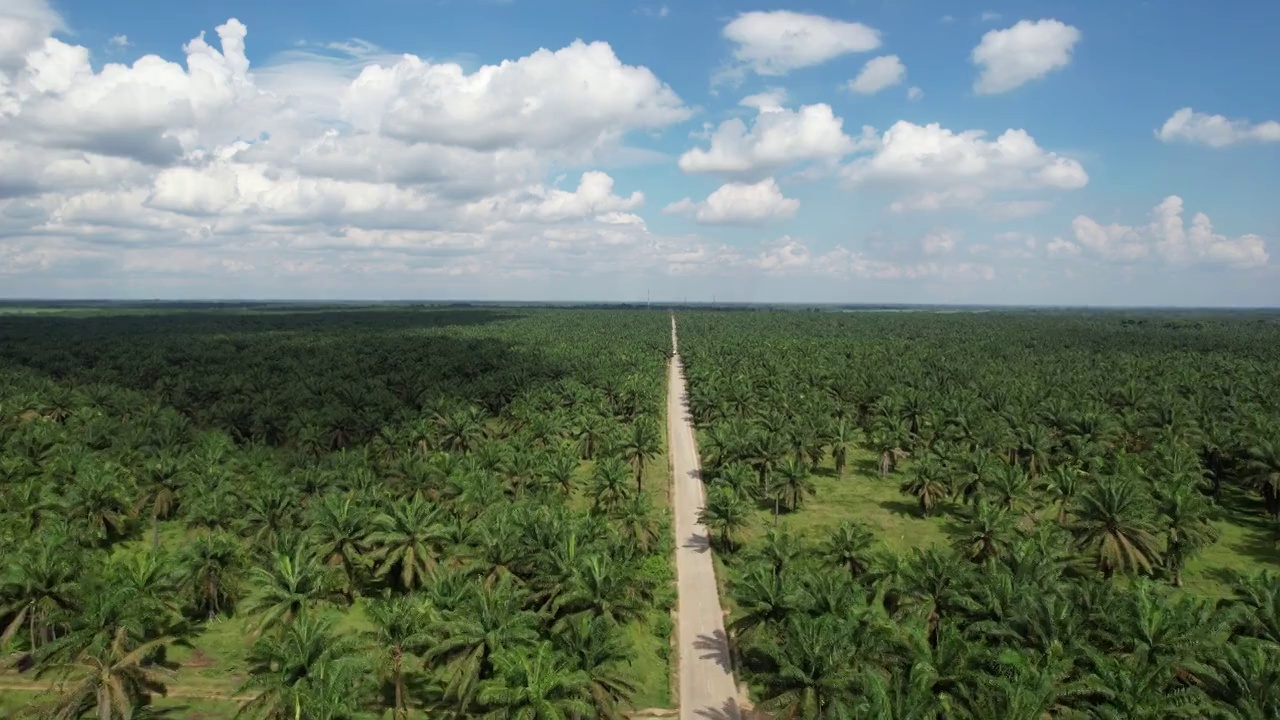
[737,449,952,554]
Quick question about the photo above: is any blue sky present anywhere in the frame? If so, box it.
[0,0,1277,305]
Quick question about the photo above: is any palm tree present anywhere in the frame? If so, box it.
[829,418,858,477]
[822,521,876,578]
[239,612,367,720]
[615,493,661,553]
[135,453,184,548]
[1045,464,1082,524]
[588,457,633,516]
[1071,477,1162,579]
[552,555,646,628]
[951,648,1097,720]
[427,577,541,711]
[36,627,174,720]
[553,614,636,719]
[900,459,950,517]
[1,541,81,651]
[1244,437,1280,518]
[538,450,580,497]
[1087,651,1215,720]
[435,405,487,454]
[307,493,371,601]
[699,486,752,553]
[1159,484,1220,587]
[476,642,592,720]
[1226,571,1280,645]
[366,594,433,720]
[177,531,245,620]
[368,494,446,592]
[241,548,344,638]
[729,565,800,642]
[778,456,817,512]
[620,416,661,495]
[1205,639,1280,720]
[986,463,1031,512]
[954,501,1017,564]
[754,614,857,719]
[63,464,135,546]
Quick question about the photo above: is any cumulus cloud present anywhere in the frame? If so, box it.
[907,86,924,101]
[0,3,709,291]
[108,34,131,48]
[722,11,880,77]
[461,171,644,224]
[1155,108,1280,148]
[679,102,873,178]
[1071,196,1268,268]
[739,88,787,111]
[343,39,690,151]
[849,55,905,95]
[972,19,1080,94]
[664,177,799,225]
[844,121,1087,193]
[4,20,256,164]
[0,0,64,68]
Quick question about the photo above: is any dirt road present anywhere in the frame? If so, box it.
[668,317,741,720]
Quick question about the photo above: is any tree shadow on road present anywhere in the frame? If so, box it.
[694,698,744,720]
[683,533,711,554]
[694,629,733,672]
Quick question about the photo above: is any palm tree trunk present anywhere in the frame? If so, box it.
[151,514,161,549]
[394,651,405,720]
[99,689,112,720]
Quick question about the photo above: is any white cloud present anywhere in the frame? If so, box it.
[0,5,709,291]
[664,177,799,225]
[819,245,996,281]
[343,40,690,151]
[972,19,1080,94]
[722,11,880,76]
[0,0,64,69]
[980,11,1003,22]
[462,171,643,224]
[1046,237,1081,258]
[849,55,905,95]
[888,187,986,213]
[4,21,257,164]
[1155,108,1280,148]
[680,103,873,178]
[1071,196,1268,268]
[844,121,1088,192]
[753,237,811,271]
[906,86,924,101]
[739,88,787,111]
[108,34,131,48]
[922,229,958,256]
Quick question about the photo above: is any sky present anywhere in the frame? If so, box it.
[1,0,1278,306]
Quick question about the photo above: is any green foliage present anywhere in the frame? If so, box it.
[0,307,674,716]
[679,308,1280,717]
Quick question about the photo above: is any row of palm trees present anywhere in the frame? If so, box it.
[724,522,1280,718]
[678,309,1280,717]
[0,308,676,719]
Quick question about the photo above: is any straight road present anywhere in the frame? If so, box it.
[667,316,741,720]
